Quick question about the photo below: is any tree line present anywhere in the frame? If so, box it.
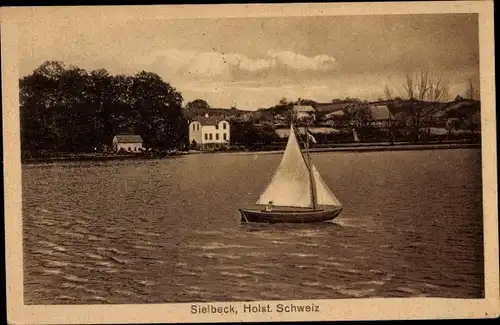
[20,61,188,156]
[20,62,480,157]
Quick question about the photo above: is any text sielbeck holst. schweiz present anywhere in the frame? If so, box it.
[191,302,321,315]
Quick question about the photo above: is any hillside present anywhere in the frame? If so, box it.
[184,98,481,130]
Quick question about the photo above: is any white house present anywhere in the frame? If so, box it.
[189,116,230,150]
[112,134,143,153]
[293,105,316,121]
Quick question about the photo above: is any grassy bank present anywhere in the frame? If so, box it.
[197,142,480,156]
[22,140,480,164]
[22,152,187,164]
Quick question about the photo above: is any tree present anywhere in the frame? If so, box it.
[130,71,184,150]
[230,121,278,149]
[389,69,451,142]
[445,117,460,136]
[19,61,185,156]
[185,99,210,110]
[279,97,288,105]
[190,139,198,150]
[343,102,373,139]
[403,69,449,102]
[465,113,480,134]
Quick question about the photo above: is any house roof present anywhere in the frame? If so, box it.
[114,135,143,143]
[191,116,228,126]
[325,110,345,118]
[371,105,393,120]
[293,105,315,113]
[315,102,352,113]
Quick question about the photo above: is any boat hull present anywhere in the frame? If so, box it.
[239,206,343,224]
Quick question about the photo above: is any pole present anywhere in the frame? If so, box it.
[305,121,318,210]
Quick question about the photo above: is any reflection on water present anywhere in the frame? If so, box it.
[23,149,484,304]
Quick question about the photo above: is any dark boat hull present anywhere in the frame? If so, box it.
[239,206,343,224]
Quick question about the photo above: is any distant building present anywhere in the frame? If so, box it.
[112,134,143,153]
[189,116,230,150]
[275,126,340,139]
[293,105,316,121]
[324,110,345,119]
[370,105,395,128]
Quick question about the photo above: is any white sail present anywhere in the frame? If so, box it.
[256,124,312,208]
[312,164,342,207]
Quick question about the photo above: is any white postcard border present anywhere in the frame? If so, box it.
[2,1,498,324]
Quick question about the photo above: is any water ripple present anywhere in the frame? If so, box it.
[22,150,485,304]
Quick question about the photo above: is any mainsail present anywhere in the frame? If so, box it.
[257,124,312,208]
[256,124,342,209]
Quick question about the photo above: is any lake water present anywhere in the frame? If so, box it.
[23,149,484,304]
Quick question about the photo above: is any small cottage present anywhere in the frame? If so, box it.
[112,134,144,153]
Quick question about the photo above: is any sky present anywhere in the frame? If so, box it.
[19,12,480,110]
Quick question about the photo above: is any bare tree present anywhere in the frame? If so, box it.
[402,69,449,102]
[384,85,393,100]
[396,70,450,141]
[466,77,475,100]
[427,77,449,102]
[416,69,430,100]
[403,72,415,100]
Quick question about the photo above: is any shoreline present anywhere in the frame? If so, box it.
[226,143,481,155]
[22,142,481,164]
[205,143,480,156]
[21,154,184,164]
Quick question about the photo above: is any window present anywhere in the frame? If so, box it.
[216,134,219,140]
[197,124,200,131]
[223,133,227,140]
[205,133,208,140]
[193,124,196,131]
[209,133,213,140]
[215,124,218,130]
[223,122,227,130]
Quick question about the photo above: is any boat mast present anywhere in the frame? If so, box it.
[304,121,318,210]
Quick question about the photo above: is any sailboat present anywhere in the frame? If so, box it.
[239,123,343,224]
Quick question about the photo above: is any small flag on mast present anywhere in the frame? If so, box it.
[307,130,317,144]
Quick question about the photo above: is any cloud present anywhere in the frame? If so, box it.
[268,50,336,71]
[178,80,343,110]
[144,48,336,81]
[187,52,232,78]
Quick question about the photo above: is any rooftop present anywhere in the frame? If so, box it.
[191,116,228,126]
[315,102,352,113]
[371,105,393,120]
[293,105,315,113]
[114,135,143,143]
